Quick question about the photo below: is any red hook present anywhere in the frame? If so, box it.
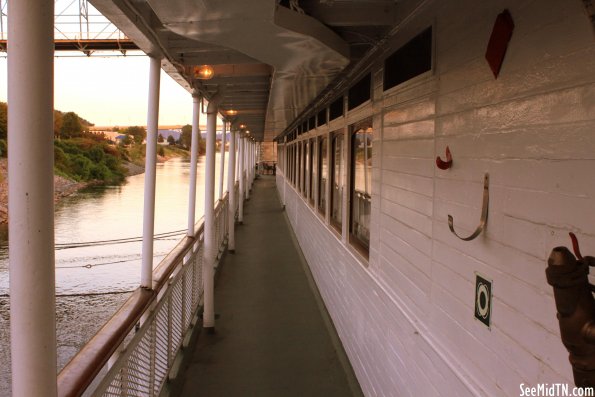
[569,232,583,260]
[436,146,453,170]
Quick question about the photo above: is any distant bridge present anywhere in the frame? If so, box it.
[0,0,138,55]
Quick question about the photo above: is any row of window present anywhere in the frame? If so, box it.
[284,26,432,142]
[276,25,433,259]
[281,118,373,259]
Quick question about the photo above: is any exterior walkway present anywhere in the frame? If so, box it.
[174,175,362,397]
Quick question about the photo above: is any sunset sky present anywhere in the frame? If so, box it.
[0,53,196,127]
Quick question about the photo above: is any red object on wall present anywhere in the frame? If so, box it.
[485,9,515,79]
[436,146,453,170]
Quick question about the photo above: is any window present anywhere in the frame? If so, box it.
[329,97,344,121]
[330,130,344,230]
[292,145,295,184]
[384,27,432,91]
[296,143,301,187]
[317,109,326,127]
[308,116,316,131]
[318,136,328,215]
[348,73,371,110]
[350,119,373,256]
[303,140,309,197]
[309,139,315,205]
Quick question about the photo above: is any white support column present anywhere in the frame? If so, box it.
[187,94,201,236]
[218,120,227,199]
[8,0,57,395]
[238,135,245,223]
[235,134,240,183]
[227,128,237,252]
[251,141,255,183]
[141,56,161,289]
[203,96,221,330]
[245,139,251,200]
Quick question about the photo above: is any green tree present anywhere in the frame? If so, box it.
[125,126,146,145]
[0,102,7,140]
[60,112,83,139]
[167,135,176,145]
[53,110,63,139]
[180,124,193,149]
[158,133,164,143]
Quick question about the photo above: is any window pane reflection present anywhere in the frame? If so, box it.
[331,132,344,229]
[350,122,372,252]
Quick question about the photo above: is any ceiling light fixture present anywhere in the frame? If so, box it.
[194,65,214,80]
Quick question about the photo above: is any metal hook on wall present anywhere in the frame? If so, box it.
[448,173,490,241]
[436,146,453,170]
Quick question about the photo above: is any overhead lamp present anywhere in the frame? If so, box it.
[194,65,214,80]
[246,130,250,134]
[225,109,238,116]
[239,124,247,129]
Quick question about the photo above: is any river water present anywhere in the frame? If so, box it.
[0,154,227,395]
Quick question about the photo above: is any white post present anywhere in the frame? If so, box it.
[227,128,237,252]
[141,56,161,289]
[235,134,240,183]
[203,96,220,330]
[187,94,201,236]
[218,120,227,199]
[245,139,251,200]
[251,141,254,183]
[8,0,57,394]
[238,135,245,223]
[251,141,255,183]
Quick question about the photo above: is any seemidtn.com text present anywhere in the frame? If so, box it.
[520,384,595,397]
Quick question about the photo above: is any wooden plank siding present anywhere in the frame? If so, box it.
[276,0,595,395]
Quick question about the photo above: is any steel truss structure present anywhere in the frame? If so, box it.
[0,0,138,55]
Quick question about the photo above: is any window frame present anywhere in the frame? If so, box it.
[348,118,373,259]
[308,138,315,205]
[318,135,328,216]
[330,129,344,233]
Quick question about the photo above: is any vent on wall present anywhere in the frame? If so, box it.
[348,73,371,110]
[384,27,432,91]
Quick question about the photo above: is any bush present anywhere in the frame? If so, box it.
[70,154,93,181]
[54,139,125,184]
[87,146,105,163]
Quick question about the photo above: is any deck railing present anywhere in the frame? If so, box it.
[57,190,233,397]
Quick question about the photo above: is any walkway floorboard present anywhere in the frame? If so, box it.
[175,176,362,397]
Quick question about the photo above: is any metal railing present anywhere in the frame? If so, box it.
[57,192,233,397]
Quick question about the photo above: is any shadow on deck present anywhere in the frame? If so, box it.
[168,175,362,397]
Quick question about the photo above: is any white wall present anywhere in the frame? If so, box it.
[278,1,595,395]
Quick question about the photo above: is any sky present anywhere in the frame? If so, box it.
[0,53,195,127]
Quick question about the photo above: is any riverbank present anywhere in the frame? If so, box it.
[0,158,92,224]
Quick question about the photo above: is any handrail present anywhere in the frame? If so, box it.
[57,191,229,397]
[57,288,156,397]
